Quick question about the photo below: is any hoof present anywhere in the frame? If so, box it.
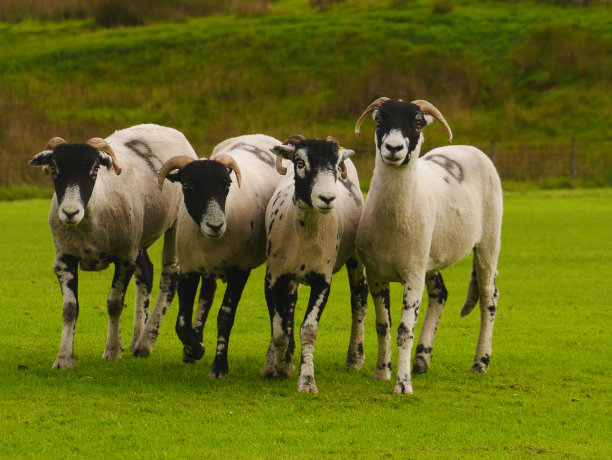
[394,382,414,395]
[132,345,151,358]
[374,364,391,381]
[52,356,74,369]
[183,342,205,362]
[345,352,365,370]
[412,356,430,374]
[470,362,489,373]
[297,375,319,394]
[209,368,228,379]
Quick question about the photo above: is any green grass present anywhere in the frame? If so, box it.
[1,189,611,458]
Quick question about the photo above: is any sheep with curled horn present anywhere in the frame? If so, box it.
[264,135,368,393]
[158,134,285,379]
[354,97,502,394]
[29,124,197,368]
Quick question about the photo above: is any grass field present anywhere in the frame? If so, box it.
[1,189,610,458]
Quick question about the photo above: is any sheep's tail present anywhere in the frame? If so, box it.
[460,257,479,317]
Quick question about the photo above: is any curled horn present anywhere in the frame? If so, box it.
[86,137,122,175]
[411,100,453,143]
[354,96,390,138]
[157,155,195,191]
[276,135,305,175]
[326,136,348,179]
[41,137,68,175]
[214,153,242,188]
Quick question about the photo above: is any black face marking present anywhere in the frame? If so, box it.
[226,142,275,167]
[171,160,232,227]
[288,139,342,208]
[375,100,426,165]
[124,140,163,173]
[424,154,464,183]
[47,144,101,209]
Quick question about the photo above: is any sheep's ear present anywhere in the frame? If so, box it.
[423,114,435,126]
[164,170,182,184]
[340,148,355,161]
[29,150,53,167]
[98,152,114,170]
[270,144,295,161]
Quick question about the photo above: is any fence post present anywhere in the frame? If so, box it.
[570,138,577,179]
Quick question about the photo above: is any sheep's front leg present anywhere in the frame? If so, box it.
[133,225,179,357]
[395,279,425,395]
[103,259,136,360]
[369,277,392,380]
[297,273,331,393]
[264,273,297,378]
[413,271,447,374]
[175,272,205,363]
[53,254,79,369]
[210,267,250,379]
[130,249,153,351]
[189,275,217,362]
[345,257,368,370]
[265,272,295,378]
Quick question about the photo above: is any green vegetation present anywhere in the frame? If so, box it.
[0,0,610,190]
[1,190,610,458]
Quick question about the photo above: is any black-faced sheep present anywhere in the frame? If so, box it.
[158,135,284,378]
[354,98,502,394]
[264,135,368,393]
[29,124,197,368]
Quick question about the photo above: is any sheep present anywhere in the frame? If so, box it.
[354,97,502,394]
[264,135,368,393]
[29,124,197,368]
[157,134,284,378]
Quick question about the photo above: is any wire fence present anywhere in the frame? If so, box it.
[1,138,611,188]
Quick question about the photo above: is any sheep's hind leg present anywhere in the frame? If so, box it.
[345,256,368,370]
[133,225,179,357]
[175,272,207,363]
[297,273,331,393]
[209,267,250,379]
[103,259,136,360]
[471,248,499,373]
[130,249,153,351]
[264,276,297,378]
[53,254,79,369]
[413,271,447,374]
[369,277,392,381]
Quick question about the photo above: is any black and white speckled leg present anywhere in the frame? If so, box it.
[103,259,136,360]
[345,256,368,370]
[210,267,250,379]
[369,277,392,381]
[395,278,424,395]
[265,272,296,378]
[130,249,153,351]
[297,273,331,394]
[52,253,79,369]
[413,271,447,374]
[133,224,179,357]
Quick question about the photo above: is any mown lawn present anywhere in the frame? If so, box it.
[1,189,610,458]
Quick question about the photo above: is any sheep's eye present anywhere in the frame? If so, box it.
[225,184,231,193]
[374,115,381,124]
[415,120,422,129]
[296,160,305,169]
[183,183,192,191]
[50,167,58,177]
[90,168,98,178]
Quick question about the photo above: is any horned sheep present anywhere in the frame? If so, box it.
[354,98,503,394]
[29,124,198,368]
[157,135,284,378]
[264,135,368,393]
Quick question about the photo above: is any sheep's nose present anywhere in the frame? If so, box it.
[206,222,223,232]
[319,194,336,206]
[385,143,403,154]
[62,208,79,219]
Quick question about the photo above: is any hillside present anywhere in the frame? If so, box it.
[0,0,611,190]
